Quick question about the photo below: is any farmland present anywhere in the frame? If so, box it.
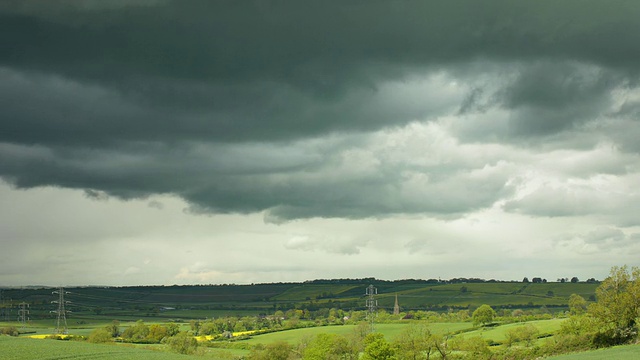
[3,278,640,359]
[0,280,600,323]
[0,335,206,360]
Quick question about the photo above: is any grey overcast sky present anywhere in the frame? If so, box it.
[1,0,640,286]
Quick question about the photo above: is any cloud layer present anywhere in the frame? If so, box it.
[1,1,640,285]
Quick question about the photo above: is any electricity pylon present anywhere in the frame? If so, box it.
[365,284,377,333]
[18,302,29,330]
[52,287,70,334]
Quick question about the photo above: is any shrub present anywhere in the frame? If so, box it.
[0,326,19,336]
[120,320,150,343]
[165,331,198,355]
[504,324,539,347]
[246,341,292,360]
[88,328,113,343]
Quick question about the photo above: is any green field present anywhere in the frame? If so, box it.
[0,336,207,360]
[241,322,473,346]
[548,344,640,359]
[458,318,565,343]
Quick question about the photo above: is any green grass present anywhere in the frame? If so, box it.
[240,322,473,345]
[0,335,209,360]
[457,319,565,343]
[271,284,360,301]
[547,344,640,359]
[519,283,598,298]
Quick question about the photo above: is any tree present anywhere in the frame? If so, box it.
[505,324,539,347]
[88,328,112,343]
[147,324,169,343]
[432,333,452,359]
[165,331,198,355]
[165,322,180,337]
[362,333,395,360]
[589,265,640,346]
[303,333,357,360]
[568,294,587,315]
[571,277,579,283]
[472,304,496,326]
[189,319,201,336]
[121,320,149,343]
[456,336,490,358]
[393,323,433,360]
[105,320,120,337]
[522,277,529,283]
[249,341,292,360]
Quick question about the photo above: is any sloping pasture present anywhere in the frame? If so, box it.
[240,322,474,346]
[0,336,203,360]
[547,344,640,359]
[456,318,565,343]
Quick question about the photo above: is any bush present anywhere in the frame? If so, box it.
[88,328,113,343]
[541,333,594,356]
[246,341,292,360]
[592,327,638,348]
[165,331,198,355]
[0,326,19,336]
[504,324,539,347]
[120,320,150,343]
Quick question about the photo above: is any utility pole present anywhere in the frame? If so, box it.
[365,284,377,333]
[18,302,29,330]
[52,287,70,334]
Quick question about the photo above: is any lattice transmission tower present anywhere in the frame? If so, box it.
[52,287,70,334]
[365,284,377,333]
[18,302,30,330]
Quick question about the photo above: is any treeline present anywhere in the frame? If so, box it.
[1,275,600,293]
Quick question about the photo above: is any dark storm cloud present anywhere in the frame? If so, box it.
[501,62,624,137]
[2,0,640,144]
[0,132,516,222]
[2,1,640,220]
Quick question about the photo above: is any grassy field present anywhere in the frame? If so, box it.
[0,335,218,360]
[0,319,193,337]
[241,321,474,346]
[547,344,640,359]
[457,318,565,343]
[5,317,640,359]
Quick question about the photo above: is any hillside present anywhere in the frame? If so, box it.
[1,279,598,322]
